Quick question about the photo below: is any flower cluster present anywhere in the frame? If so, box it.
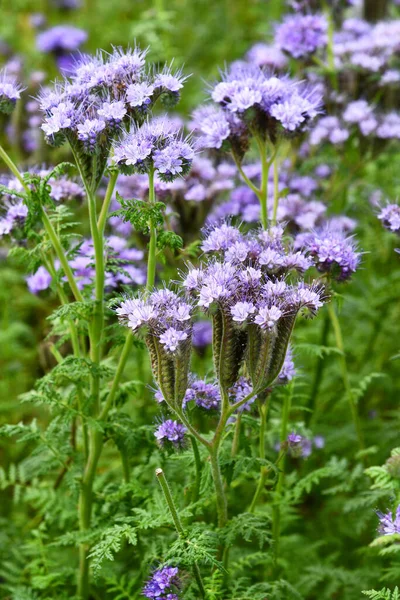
[154,420,187,448]
[117,289,192,408]
[377,505,400,536]
[38,47,187,190]
[184,379,221,410]
[26,236,145,294]
[36,25,87,54]
[184,223,324,392]
[113,117,194,182]
[193,63,322,157]
[0,194,28,237]
[378,204,400,235]
[143,566,181,599]
[0,69,24,115]
[296,226,361,281]
[286,432,325,458]
[275,13,328,59]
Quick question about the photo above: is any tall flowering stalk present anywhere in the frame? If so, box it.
[192,63,322,229]
[117,223,326,541]
[0,49,192,599]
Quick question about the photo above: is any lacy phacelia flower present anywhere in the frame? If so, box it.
[117,290,192,408]
[143,566,181,599]
[246,43,288,70]
[377,505,400,536]
[154,419,187,448]
[184,223,324,392]
[193,64,322,156]
[184,379,221,410]
[275,14,328,59]
[113,117,194,181]
[0,69,24,114]
[36,25,87,53]
[378,204,400,234]
[26,266,52,294]
[0,178,28,236]
[297,227,361,281]
[192,320,213,349]
[38,47,188,188]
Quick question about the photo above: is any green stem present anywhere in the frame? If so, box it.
[248,394,270,513]
[0,144,29,193]
[42,211,84,303]
[156,469,206,598]
[272,384,293,572]
[209,449,228,528]
[309,310,330,426]
[78,429,103,599]
[43,255,89,459]
[231,414,242,457]
[327,302,365,452]
[190,436,202,504]
[232,154,262,197]
[97,169,118,235]
[272,155,279,226]
[0,132,80,303]
[257,139,269,230]
[146,166,157,291]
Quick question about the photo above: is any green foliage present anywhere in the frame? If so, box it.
[363,588,400,600]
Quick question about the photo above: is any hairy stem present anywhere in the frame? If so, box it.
[209,448,228,528]
[43,211,84,303]
[97,169,118,235]
[258,139,269,230]
[146,166,157,291]
[271,155,280,226]
[272,383,293,573]
[248,394,270,512]
[190,436,202,504]
[231,414,242,457]
[156,468,206,598]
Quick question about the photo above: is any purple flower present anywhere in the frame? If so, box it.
[0,70,24,114]
[278,346,296,383]
[229,377,255,412]
[126,82,154,107]
[77,119,105,154]
[49,177,84,202]
[270,101,306,132]
[143,566,181,599]
[154,67,187,92]
[343,100,374,124]
[254,305,283,329]
[159,328,188,352]
[230,301,256,322]
[26,266,52,294]
[275,14,328,59]
[192,320,213,349]
[246,43,288,70]
[378,204,400,234]
[377,506,400,536]
[114,117,193,180]
[155,420,186,448]
[184,379,220,410]
[97,100,127,126]
[191,105,231,150]
[36,26,87,53]
[300,226,361,281]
